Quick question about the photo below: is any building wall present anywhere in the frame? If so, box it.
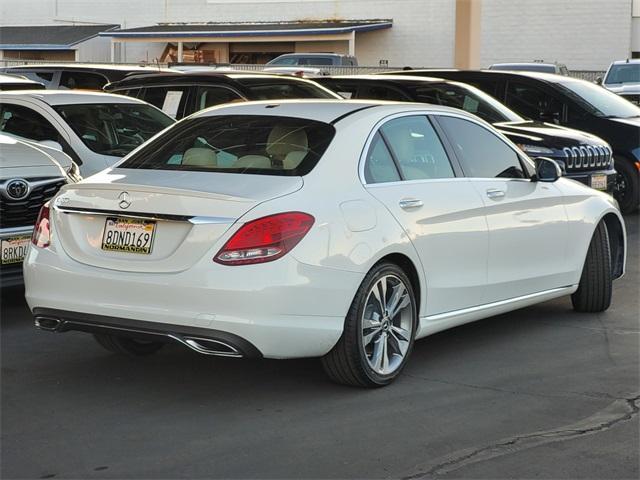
[481,0,633,70]
[74,34,113,62]
[0,0,456,67]
[0,0,633,69]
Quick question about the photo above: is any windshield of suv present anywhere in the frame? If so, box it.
[120,115,335,176]
[557,80,640,118]
[604,63,640,85]
[407,82,523,123]
[54,103,174,156]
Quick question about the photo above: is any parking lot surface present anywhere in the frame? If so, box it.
[1,215,638,479]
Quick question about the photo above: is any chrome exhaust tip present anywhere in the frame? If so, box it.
[35,316,62,331]
[171,335,243,358]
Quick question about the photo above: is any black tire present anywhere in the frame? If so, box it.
[321,262,418,387]
[93,333,165,356]
[614,157,639,214]
[571,221,613,313]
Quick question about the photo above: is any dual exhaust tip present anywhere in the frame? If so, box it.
[34,316,243,358]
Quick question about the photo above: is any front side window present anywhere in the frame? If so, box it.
[438,116,526,179]
[359,84,410,102]
[54,103,174,156]
[195,86,244,110]
[505,81,563,121]
[0,103,60,141]
[120,115,335,176]
[408,82,521,123]
[59,71,108,90]
[379,116,455,181]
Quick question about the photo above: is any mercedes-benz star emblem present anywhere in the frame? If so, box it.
[118,191,131,209]
[5,179,30,200]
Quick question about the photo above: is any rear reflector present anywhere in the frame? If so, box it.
[214,212,314,266]
[31,202,51,249]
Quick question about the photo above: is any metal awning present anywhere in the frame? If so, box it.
[100,20,392,39]
[0,24,119,50]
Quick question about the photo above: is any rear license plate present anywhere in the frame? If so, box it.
[1,235,30,265]
[591,174,607,191]
[101,217,156,254]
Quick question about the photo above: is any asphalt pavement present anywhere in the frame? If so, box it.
[1,215,638,479]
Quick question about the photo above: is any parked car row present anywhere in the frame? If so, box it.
[0,62,633,386]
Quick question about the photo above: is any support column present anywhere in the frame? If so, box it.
[454,0,482,69]
[348,31,356,56]
[177,41,184,62]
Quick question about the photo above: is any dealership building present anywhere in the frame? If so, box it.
[0,0,637,70]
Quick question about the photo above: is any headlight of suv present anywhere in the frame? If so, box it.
[516,144,556,157]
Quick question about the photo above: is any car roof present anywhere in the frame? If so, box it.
[610,59,640,65]
[403,69,577,84]
[191,98,478,124]
[321,74,447,83]
[0,89,148,105]
[106,71,323,88]
[490,62,558,67]
[5,63,170,72]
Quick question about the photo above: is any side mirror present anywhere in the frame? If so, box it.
[595,76,603,85]
[534,157,562,182]
[39,140,63,151]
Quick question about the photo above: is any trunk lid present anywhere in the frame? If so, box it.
[53,168,303,273]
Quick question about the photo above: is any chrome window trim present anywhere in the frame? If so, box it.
[53,205,235,225]
[359,110,534,186]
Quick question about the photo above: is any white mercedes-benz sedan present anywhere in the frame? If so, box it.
[24,100,626,387]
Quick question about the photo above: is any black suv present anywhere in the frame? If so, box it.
[318,75,615,194]
[392,69,640,213]
[104,72,341,119]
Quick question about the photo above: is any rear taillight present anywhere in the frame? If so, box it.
[31,202,51,248]
[214,212,314,266]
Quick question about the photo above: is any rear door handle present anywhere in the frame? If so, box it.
[399,198,423,210]
[486,189,505,199]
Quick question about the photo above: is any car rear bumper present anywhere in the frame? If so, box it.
[24,244,363,359]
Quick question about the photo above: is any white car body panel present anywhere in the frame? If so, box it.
[24,100,627,359]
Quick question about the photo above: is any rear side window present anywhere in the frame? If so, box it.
[438,116,526,179]
[139,86,189,118]
[0,103,60,141]
[379,116,454,181]
[195,86,244,110]
[15,70,55,87]
[60,71,108,90]
[120,115,335,176]
[364,133,401,184]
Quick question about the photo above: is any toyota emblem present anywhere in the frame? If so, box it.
[118,191,131,209]
[4,179,30,200]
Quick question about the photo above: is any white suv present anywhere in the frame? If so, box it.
[601,59,640,105]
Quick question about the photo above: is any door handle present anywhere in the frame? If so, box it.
[486,189,505,199]
[399,198,423,210]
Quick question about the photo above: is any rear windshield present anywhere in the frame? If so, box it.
[119,115,336,176]
[54,103,174,156]
[237,78,338,100]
